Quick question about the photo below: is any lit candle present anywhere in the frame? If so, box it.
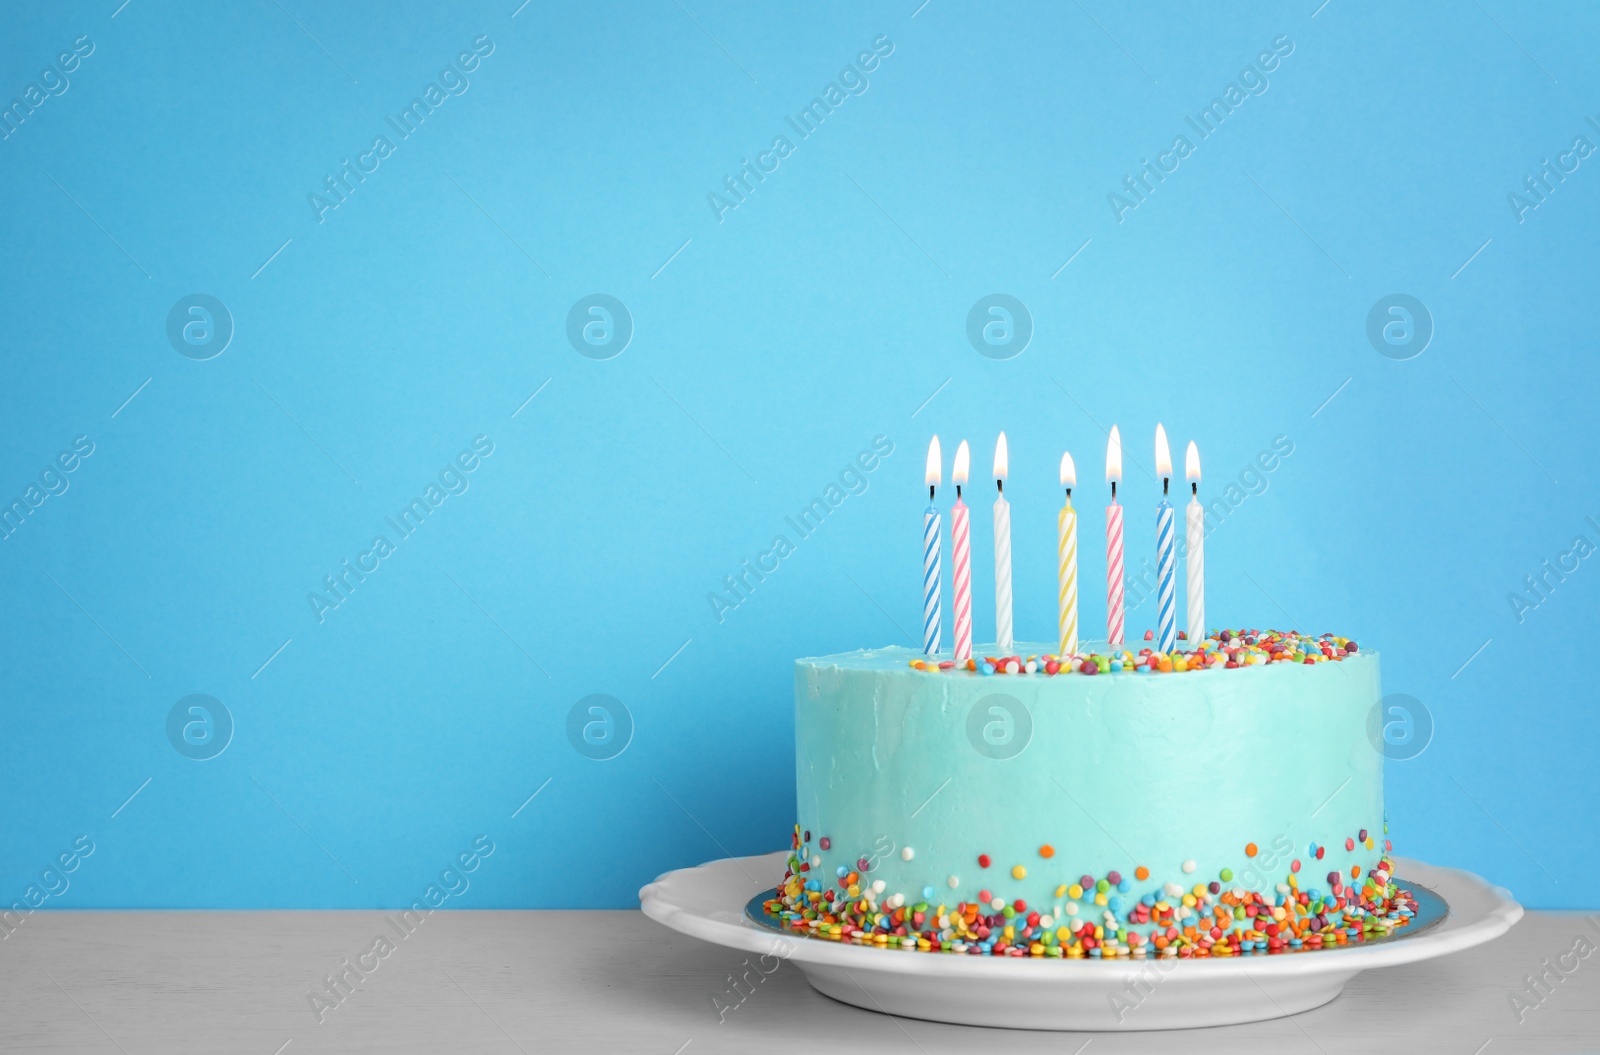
[1105,426,1124,646]
[922,437,942,656]
[951,440,973,663]
[992,433,1013,653]
[1155,424,1177,652]
[1058,451,1078,656]
[1185,441,1204,646]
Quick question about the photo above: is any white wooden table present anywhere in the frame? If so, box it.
[0,909,1595,1053]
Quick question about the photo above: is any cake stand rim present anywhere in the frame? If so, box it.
[639,849,1523,982]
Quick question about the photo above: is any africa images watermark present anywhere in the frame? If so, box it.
[307,436,495,623]
[1123,434,1294,617]
[1507,115,1600,224]
[707,34,896,224]
[711,936,797,1024]
[1506,514,1600,624]
[0,835,96,942]
[1108,34,1295,224]
[0,434,95,543]
[307,834,496,1023]
[0,34,94,143]
[1507,915,1600,1024]
[707,435,895,623]
[1108,955,1182,1021]
[566,694,633,761]
[1112,831,1294,1022]
[307,34,496,223]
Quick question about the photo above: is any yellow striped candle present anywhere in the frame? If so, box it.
[1057,451,1078,656]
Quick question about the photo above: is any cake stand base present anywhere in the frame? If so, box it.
[640,851,1521,1031]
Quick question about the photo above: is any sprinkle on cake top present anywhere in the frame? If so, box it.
[908,629,1359,676]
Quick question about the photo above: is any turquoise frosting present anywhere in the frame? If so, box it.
[793,642,1384,921]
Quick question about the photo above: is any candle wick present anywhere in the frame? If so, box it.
[956,484,962,499]
[1163,478,1169,496]
[1110,481,1117,501]
[1191,481,1197,496]
[996,479,1003,495]
[929,484,936,502]
[1065,487,1072,500]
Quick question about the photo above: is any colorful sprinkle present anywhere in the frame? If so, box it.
[766,823,1413,963]
[910,630,1364,677]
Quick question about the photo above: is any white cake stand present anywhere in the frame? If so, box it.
[640,850,1522,1031]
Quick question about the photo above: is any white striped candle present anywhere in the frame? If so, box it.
[993,432,1013,653]
[1185,441,1205,645]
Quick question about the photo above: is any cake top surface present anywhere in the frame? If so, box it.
[799,629,1369,675]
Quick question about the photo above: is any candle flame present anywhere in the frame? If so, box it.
[993,432,1008,481]
[952,440,970,486]
[1060,451,1076,489]
[1154,423,1172,479]
[1185,441,1201,483]
[925,436,942,488]
[1105,425,1122,484]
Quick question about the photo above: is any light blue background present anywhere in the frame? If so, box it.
[1,0,1593,909]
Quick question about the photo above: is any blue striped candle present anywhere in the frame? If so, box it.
[1155,423,1177,652]
[1157,496,1176,651]
[922,436,943,656]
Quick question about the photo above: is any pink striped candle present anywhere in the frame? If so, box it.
[951,440,973,662]
[1105,425,1124,646]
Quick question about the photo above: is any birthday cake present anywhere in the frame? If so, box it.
[766,429,1415,957]
[767,632,1415,958]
